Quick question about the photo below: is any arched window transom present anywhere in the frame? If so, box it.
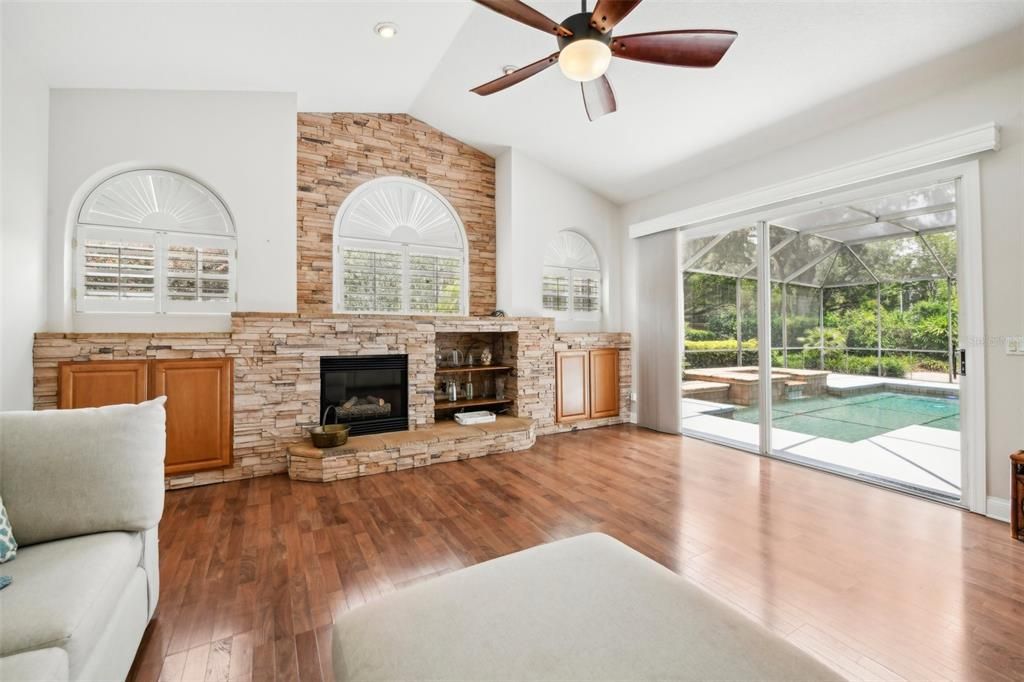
[543,230,601,321]
[74,169,236,314]
[335,178,468,315]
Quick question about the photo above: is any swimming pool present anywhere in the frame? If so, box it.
[732,391,960,443]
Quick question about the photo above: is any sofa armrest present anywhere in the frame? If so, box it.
[0,397,166,546]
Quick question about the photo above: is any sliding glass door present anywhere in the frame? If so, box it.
[680,224,763,452]
[765,182,962,502]
[678,173,967,507]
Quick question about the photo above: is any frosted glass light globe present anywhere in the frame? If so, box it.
[558,39,612,82]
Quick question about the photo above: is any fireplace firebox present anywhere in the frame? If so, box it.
[320,355,408,436]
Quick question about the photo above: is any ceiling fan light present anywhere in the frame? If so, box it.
[558,39,612,82]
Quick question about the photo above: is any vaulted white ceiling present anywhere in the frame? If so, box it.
[5,1,1022,203]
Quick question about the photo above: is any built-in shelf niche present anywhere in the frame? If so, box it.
[434,331,516,420]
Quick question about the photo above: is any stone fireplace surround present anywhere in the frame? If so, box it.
[33,314,631,490]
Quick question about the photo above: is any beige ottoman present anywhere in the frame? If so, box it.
[332,533,843,681]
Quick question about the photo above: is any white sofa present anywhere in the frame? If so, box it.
[0,398,166,682]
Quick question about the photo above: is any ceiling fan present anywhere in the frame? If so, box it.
[470,0,737,121]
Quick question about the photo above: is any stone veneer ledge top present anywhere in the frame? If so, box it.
[35,313,570,339]
[230,312,551,320]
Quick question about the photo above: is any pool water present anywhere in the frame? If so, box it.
[732,392,960,443]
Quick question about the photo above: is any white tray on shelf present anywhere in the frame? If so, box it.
[455,411,497,425]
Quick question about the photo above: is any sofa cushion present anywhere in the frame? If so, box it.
[333,533,844,681]
[0,648,69,682]
[0,398,165,546]
[0,532,141,679]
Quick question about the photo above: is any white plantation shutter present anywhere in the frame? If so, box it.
[164,236,235,313]
[543,267,570,312]
[409,250,462,314]
[75,228,235,314]
[342,247,404,313]
[76,227,158,312]
[572,269,601,317]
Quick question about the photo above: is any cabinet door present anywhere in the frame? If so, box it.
[556,351,590,423]
[150,358,233,475]
[58,360,148,409]
[589,349,620,419]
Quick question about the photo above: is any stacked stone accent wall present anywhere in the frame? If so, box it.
[34,314,629,490]
[297,113,496,315]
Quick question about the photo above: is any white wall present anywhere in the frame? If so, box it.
[1,40,50,410]
[621,47,1024,506]
[47,89,297,333]
[496,149,622,332]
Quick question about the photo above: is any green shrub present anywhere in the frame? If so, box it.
[800,327,846,351]
[914,356,949,373]
[684,339,757,351]
[683,339,758,369]
[824,353,876,376]
[822,353,910,378]
[768,348,828,371]
[881,356,910,377]
[683,326,717,342]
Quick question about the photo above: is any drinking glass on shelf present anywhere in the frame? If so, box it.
[494,376,505,401]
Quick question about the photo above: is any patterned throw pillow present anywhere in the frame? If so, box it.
[0,494,17,563]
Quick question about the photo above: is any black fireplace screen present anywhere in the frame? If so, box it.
[320,355,408,436]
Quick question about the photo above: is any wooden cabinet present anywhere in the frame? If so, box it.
[555,349,620,423]
[556,351,590,423]
[150,359,234,475]
[589,348,620,419]
[57,358,233,475]
[58,360,149,409]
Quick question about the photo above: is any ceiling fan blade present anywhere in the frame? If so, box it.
[472,0,572,37]
[611,30,738,68]
[589,0,644,33]
[471,53,560,96]
[581,75,617,122]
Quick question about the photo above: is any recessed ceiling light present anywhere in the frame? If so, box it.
[502,65,518,76]
[374,22,398,39]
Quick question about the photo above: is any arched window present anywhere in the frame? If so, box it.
[74,169,236,314]
[334,177,468,315]
[543,230,601,321]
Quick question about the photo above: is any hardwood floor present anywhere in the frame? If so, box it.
[130,425,1024,682]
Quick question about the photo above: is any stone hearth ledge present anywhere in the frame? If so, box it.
[288,416,536,482]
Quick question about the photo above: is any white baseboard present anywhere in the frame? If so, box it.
[986,496,1011,523]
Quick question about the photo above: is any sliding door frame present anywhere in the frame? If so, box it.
[755,221,773,456]
[675,160,986,513]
